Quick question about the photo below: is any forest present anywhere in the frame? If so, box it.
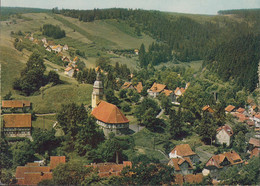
[57,8,260,91]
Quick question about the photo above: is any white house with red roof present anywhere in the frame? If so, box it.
[169,144,200,164]
[216,124,233,146]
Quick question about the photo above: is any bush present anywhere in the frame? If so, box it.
[121,102,131,112]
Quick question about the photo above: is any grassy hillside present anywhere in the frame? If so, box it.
[0,11,156,113]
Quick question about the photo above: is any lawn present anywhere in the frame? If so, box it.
[13,83,93,114]
[32,115,56,130]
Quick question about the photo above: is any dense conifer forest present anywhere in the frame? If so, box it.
[57,8,260,91]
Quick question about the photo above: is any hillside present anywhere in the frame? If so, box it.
[0,10,155,113]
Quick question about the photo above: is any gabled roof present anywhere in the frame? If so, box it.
[50,156,66,170]
[202,105,214,113]
[91,101,129,124]
[2,100,31,108]
[175,87,186,95]
[206,151,243,169]
[23,172,52,185]
[216,124,233,136]
[121,82,133,89]
[250,147,259,159]
[162,89,173,97]
[249,138,260,147]
[225,105,235,112]
[149,83,166,93]
[85,161,132,178]
[134,82,143,93]
[65,67,73,72]
[237,107,246,113]
[170,144,197,157]
[3,114,31,128]
[168,157,194,171]
[254,113,260,119]
[16,166,51,179]
[184,174,203,184]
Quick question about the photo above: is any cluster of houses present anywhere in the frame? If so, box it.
[25,34,79,77]
[1,100,32,138]
[120,80,189,104]
[147,82,189,104]
[14,155,133,185]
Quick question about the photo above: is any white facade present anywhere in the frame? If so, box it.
[216,129,232,146]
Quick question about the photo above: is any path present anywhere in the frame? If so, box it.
[156,108,164,118]
[35,113,56,116]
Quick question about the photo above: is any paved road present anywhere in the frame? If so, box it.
[35,113,56,116]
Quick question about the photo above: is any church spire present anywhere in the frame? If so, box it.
[92,72,103,109]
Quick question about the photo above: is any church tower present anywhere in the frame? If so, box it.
[92,72,104,109]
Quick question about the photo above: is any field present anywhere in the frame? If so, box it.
[0,12,155,114]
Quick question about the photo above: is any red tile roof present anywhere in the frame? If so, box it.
[237,107,246,113]
[91,101,129,124]
[2,100,31,108]
[168,157,194,171]
[3,114,31,128]
[225,105,235,112]
[85,161,132,178]
[15,156,66,185]
[249,138,260,147]
[174,174,184,185]
[184,174,203,184]
[65,67,73,72]
[50,156,66,170]
[170,144,197,157]
[206,151,243,169]
[250,147,259,159]
[175,87,186,95]
[202,105,214,113]
[255,113,260,119]
[134,82,143,93]
[162,89,173,97]
[149,83,166,93]
[247,120,255,126]
[121,82,133,89]
[216,124,233,136]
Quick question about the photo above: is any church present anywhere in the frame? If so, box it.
[91,73,130,136]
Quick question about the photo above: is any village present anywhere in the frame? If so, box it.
[1,67,260,185]
[1,4,260,186]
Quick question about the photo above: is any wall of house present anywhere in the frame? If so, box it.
[96,120,129,137]
[216,130,231,146]
[179,162,193,175]
[4,128,31,137]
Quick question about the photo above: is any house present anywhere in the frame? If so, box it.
[161,89,175,103]
[236,107,246,114]
[134,49,139,55]
[41,38,47,44]
[216,124,233,146]
[73,56,79,62]
[85,161,132,177]
[91,101,129,136]
[121,82,135,90]
[3,114,32,138]
[15,156,65,185]
[248,137,260,151]
[169,144,200,164]
[62,56,71,63]
[2,100,31,112]
[51,44,63,53]
[168,157,194,175]
[46,46,52,52]
[250,147,259,159]
[232,112,249,123]
[225,105,236,113]
[134,82,143,93]
[204,151,243,179]
[147,82,166,98]
[64,67,74,77]
[63,44,69,51]
[174,87,186,98]
[253,113,260,129]
[202,105,214,113]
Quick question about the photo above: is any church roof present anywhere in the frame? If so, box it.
[91,101,129,124]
